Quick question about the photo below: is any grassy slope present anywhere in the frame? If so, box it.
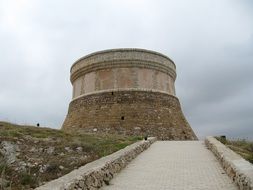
[216,136,253,164]
[0,121,141,189]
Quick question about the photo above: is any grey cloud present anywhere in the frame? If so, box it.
[0,0,253,139]
[176,40,253,139]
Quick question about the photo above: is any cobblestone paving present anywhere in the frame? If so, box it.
[102,141,238,190]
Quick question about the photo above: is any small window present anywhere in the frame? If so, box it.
[121,116,124,120]
[111,92,114,95]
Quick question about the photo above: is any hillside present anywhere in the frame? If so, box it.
[0,121,141,189]
[216,136,253,164]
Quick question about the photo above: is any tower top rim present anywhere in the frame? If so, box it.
[71,48,176,72]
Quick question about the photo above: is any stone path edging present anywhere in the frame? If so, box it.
[36,137,156,190]
[102,141,237,190]
[205,136,253,190]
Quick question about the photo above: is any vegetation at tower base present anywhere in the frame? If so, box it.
[0,121,141,189]
[62,90,197,140]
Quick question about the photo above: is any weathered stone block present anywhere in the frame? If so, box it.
[205,136,253,190]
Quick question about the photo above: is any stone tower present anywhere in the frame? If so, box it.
[62,48,197,140]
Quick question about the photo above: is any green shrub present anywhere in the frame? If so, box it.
[21,172,36,186]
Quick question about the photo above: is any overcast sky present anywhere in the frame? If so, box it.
[0,0,252,140]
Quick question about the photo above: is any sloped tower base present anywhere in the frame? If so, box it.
[62,90,197,140]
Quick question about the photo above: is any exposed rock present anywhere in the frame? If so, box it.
[80,155,88,161]
[64,147,72,153]
[39,164,49,173]
[17,161,27,172]
[0,141,19,165]
[46,147,55,155]
[76,147,83,152]
[29,147,36,153]
[59,152,65,156]
[15,145,20,152]
[23,135,33,141]
[78,180,86,188]
[0,178,10,187]
[38,148,44,153]
[17,141,22,145]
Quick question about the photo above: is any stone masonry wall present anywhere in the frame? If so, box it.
[36,137,156,190]
[205,136,253,190]
[62,90,197,140]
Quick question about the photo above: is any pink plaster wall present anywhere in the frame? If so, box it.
[84,72,95,94]
[73,68,175,99]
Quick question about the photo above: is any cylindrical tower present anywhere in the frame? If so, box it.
[62,48,197,140]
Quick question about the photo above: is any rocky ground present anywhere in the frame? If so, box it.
[0,121,141,190]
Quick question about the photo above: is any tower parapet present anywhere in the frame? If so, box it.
[71,49,176,99]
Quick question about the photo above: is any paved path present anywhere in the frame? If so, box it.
[102,141,237,190]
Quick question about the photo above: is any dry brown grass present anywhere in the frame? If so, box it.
[216,136,253,164]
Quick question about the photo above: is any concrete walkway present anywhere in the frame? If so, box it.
[102,141,238,190]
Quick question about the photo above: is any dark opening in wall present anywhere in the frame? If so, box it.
[111,92,114,95]
[121,116,124,120]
